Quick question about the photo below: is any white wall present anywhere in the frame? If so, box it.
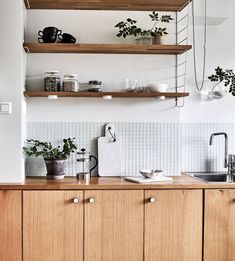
[25,0,235,123]
[0,0,26,182]
[25,10,181,122]
[182,0,235,123]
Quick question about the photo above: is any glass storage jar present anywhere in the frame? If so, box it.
[63,74,79,92]
[89,80,102,92]
[44,71,61,92]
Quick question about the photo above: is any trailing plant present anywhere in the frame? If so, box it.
[115,11,173,38]
[23,138,77,160]
[208,66,235,96]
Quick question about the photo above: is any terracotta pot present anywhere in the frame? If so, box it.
[153,34,166,45]
[44,159,66,180]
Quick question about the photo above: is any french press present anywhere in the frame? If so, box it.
[77,148,98,180]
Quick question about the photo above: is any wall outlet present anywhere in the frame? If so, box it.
[0,102,12,114]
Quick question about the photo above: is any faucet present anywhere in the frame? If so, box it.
[209,132,228,168]
[209,132,235,183]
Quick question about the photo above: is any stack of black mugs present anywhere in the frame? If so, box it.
[38,27,76,43]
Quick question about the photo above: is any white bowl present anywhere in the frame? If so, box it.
[148,83,168,92]
[139,169,163,178]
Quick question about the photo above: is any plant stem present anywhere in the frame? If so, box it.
[211,80,224,92]
[150,20,159,32]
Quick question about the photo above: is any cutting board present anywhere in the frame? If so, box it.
[125,176,173,184]
[98,123,121,176]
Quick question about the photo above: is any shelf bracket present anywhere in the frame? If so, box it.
[175,97,185,108]
[24,46,30,53]
[25,0,31,9]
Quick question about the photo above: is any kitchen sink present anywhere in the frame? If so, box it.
[185,172,234,183]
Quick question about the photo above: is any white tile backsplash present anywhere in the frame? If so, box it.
[26,122,235,177]
[26,122,180,176]
[181,123,235,172]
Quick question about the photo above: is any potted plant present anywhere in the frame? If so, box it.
[149,12,173,45]
[115,11,173,45]
[208,66,235,97]
[23,138,77,180]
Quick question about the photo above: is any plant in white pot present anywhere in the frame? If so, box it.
[208,66,235,98]
[23,138,77,180]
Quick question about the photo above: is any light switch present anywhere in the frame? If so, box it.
[0,102,12,114]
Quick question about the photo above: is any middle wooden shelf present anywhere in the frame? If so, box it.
[23,43,192,55]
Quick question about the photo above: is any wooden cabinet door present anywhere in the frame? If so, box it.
[204,189,235,261]
[84,190,143,261]
[0,190,22,261]
[23,190,83,261]
[145,190,203,261]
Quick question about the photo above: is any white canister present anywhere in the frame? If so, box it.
[63,74,79,92]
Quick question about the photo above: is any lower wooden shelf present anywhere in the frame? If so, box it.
[24,91,189,99]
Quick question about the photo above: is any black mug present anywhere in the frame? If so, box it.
[58,33,76,44]
[38,27,62,43]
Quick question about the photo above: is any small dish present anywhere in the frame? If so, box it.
[148,83,168,92]
[139,169,163,178]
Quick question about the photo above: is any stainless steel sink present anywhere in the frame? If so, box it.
[185,172,233,183]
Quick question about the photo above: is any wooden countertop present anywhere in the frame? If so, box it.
[1,175,235,189]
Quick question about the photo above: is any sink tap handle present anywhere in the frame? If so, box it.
[228,154,235,168]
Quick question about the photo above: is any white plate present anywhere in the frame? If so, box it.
[125,176,173,184]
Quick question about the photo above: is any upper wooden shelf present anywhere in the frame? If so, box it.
[24,0,190,12]
[24,91,189,98]
[23,43,192,55]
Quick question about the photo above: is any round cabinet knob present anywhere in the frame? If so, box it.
[73,197,79,204]
[149,197,156,203]
[88,197,95,203]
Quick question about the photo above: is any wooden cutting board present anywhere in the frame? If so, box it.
[98,123,121,176]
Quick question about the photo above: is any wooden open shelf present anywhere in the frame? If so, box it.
[24,91,189,99]
[24,0,190,11]
[23,43,192,55]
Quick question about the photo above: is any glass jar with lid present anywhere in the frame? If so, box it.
[63,74,79,92]
[44,71,61,92]
[89,80,102,92]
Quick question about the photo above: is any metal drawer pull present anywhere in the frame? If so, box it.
[88,197,95,203]
[73,197,79,204]
[149,197,156,203]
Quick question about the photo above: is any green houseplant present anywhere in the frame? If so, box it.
[149,12,173,44]
[208,66,235,96]
[115,11,173,45]
[23,138,77,179]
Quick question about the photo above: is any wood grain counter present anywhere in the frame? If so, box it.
[1,175,235,189]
